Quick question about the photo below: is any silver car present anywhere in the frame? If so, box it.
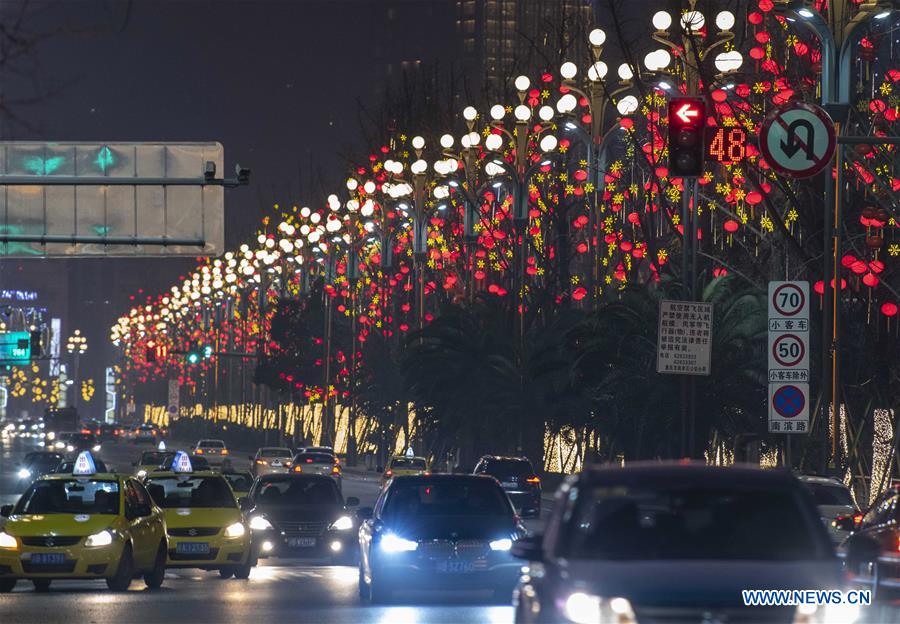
[798,474,857,544]
[251,447,294,477]
[190,438,230,467]
[291,451,341,490]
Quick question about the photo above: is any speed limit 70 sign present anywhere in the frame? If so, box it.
[768,281,810,433]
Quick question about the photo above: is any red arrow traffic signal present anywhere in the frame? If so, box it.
[668,97,706,177]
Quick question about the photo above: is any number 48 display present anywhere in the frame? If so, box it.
[706,127,747,164]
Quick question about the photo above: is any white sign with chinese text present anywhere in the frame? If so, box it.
[768,281,810,433]
[656,300,713,376]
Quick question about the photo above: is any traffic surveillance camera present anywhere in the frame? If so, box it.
[235,164,251,184]
[204,161,216,180]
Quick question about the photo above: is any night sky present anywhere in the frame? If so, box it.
[0,0,455,394]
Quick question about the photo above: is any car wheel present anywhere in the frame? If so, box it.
[357,566,370,601]
[0,579,16,593]
[232,563,252,579]
[218,567,234,579]
[106,545,134,591]
[32,579,51,592]
[143,542,167,589]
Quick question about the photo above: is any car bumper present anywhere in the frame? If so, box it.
[373,560,521,589]
[0,542,125,579]
[165,536,251,568]
[254,530,355,558]
[253,465,290,477]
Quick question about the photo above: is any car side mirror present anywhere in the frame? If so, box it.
[239,497,252,511]
[511,534,543,562]
[345,497,360,507]
[356,507,373,520]
[0,504,12,517]
[833,514,858,532]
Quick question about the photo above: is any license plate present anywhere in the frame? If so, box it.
[501,481,516,488]
[287,537,316,548]
[176,542,210,554]
[437,559,474,574]
[272,460,282,466]
[31,553,65,565]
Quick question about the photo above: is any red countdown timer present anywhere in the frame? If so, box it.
[706,127,747,164]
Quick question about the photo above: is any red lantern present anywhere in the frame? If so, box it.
[881,302,898,317]
[863,273,879,288]
[723,220,739,233]
[814,280,825,295]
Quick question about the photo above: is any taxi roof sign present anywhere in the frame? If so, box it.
[172,451,193,473]
[157,440,167,451]
[73,451,97,475]
[405,447,415,458]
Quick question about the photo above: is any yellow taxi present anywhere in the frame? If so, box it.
[0,451,167,593]
[381,451,430,487]
[144,451,255,579]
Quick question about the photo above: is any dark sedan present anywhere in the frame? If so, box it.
[13,452,63,490]
[358,474,525,603]
[244,474,359,563]
[512,463,850,624]
[839,484,900,600]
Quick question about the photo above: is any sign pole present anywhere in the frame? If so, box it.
[680,183,691,458]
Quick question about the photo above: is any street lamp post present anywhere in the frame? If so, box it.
[66,329,87,413]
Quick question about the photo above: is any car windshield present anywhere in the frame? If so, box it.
[224,473,254,491]
[296,453,335,465]
[254,478,341,506]
[139,451,176,467]
[805,483,853,507]
[562,483,827,561]
[383,480,512,518]
[199,440,225,448]
[260,448,292,458]
[390,458,427,470]
[482,459,533,476]
[16,479,120,515]
[145,476,236,508]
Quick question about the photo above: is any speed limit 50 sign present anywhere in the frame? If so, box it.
[768,281,810,433]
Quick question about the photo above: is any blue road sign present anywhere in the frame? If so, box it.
[772,384,805,418]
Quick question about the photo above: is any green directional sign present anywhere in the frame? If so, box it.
[0,331,31,365]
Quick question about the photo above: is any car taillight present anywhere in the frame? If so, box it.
[385,470,392,477]
[332,466,341,475]
[284,461,292,467]
[256,459,268,465]
[195,449,204,454]
[423,472,431,476]
[306,458,313,463]
[854,513,863,526]
[221,449,229,455]
[526,476,541,484]
[293,466,302,473]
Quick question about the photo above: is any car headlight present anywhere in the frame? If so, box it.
[224,522,246,538]
[47,432,55,440]
[821,601,861,624]
[564,593,635,624]
[136,469,147,479]
[85,530,114,547]
[16,468,31,480]
[54,441,65,448]
[380,533,418,553]
[66,445,74,452]
[249,516,272,531]
[0,532,17,549]
[489,538,512,551]
[329,515,353,531]
[92,445,102,452]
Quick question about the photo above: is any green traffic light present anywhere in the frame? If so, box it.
[187,353,200,364]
